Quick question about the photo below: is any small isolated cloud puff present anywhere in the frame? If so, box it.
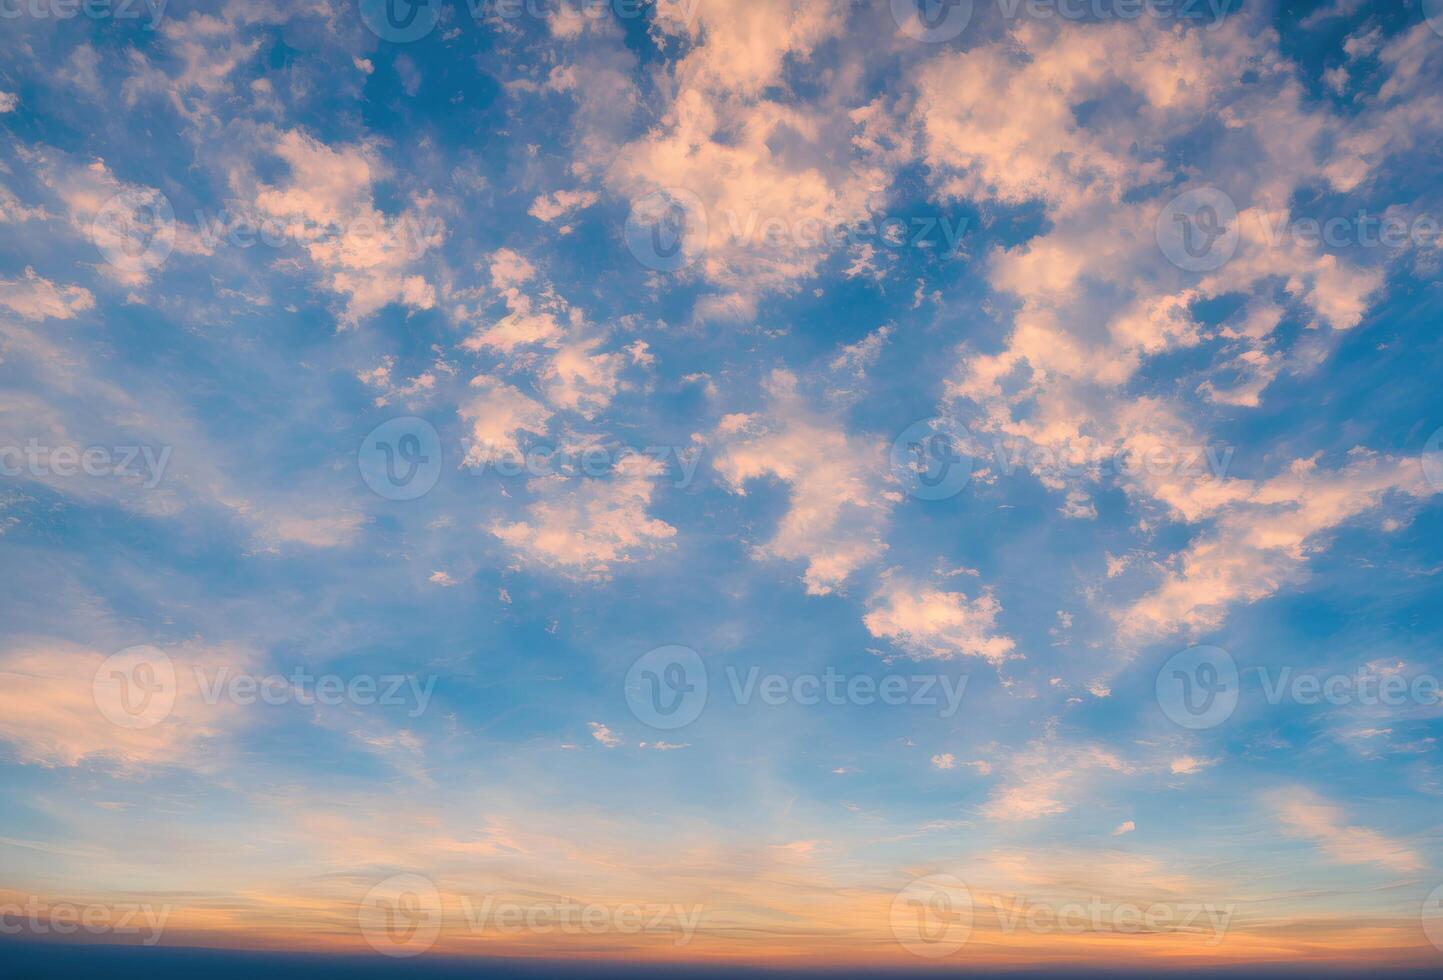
[864,573,1016,665]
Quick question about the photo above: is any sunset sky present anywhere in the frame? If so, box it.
[2,0,1443,972]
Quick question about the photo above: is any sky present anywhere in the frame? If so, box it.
[2,0,1443,972]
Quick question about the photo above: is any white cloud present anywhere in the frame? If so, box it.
[491,454,677,580]
[0,268,95,321]
[864,573,1016,664]
[712,370,895,595]
[1267,786,1421,872]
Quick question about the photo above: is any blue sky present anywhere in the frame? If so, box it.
[2,0,1443,969]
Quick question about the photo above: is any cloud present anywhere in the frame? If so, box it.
[1119,451,1440,640]
[712,370,895,595]
[0,639,255,773]
[1113,821,1136,836]
[864,572,1016,664]
[459,376,553,467]
[491,453,677,580]
[1267,787,1422,872]
[589,721,621,748]
[0,268,94,321]
[529,189,599,224]
[236,128,443,327]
